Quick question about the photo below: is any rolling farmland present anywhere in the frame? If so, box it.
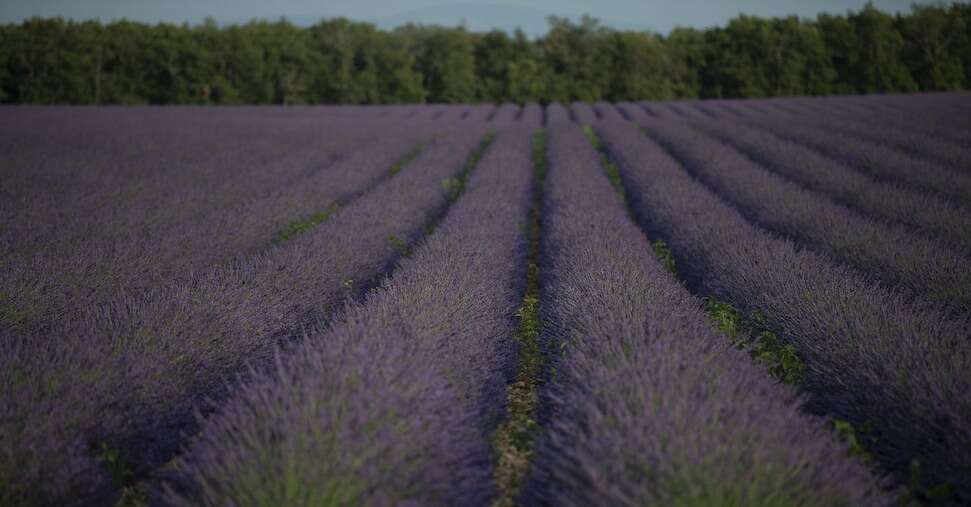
[1,94,970,506]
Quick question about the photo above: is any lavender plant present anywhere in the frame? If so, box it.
[161,125,535,506]
[0,125,493,506]
[595,116,971,503]
[629,113,971,311]
[522,121,888,506]
[721,105,971,205]
[1,122,436,336]
[687,117,971,251]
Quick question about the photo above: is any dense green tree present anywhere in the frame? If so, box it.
[543,15,612,102]
[952,3,971,87]
[407,26,477,103]
[699,15,834,98]
[604,31,672,101]
[473,30,515,102]
[701,15,774,98]
[664,27,706,99]
[816,12,861,94]
[899,4,966,91]
[0,3,967,105]
[849,3,918,93]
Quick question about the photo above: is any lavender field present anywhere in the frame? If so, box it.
[1,94,970,506]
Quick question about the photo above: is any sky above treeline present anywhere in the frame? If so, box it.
[1,0,929,36]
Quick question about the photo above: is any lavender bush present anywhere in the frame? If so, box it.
[1,118,437,336]
[706,102,971,205]
[2,96,968,506]
[0,124,492,506]
[1,109,390,253]
[623,109,971,311]
[718,97,971,172]
[596,116,971,502]
[161,125,535,506]
[684,116,971,251]
[520,103,545,128]
[491,103,521,124]
[523,120,888,506]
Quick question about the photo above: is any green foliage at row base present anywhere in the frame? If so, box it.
[493,129,548,506]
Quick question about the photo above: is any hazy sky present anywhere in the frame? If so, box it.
[0,0,928,35]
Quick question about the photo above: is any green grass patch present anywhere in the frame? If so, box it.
[388,141,427,176]
[387,234,410,257]
[904,459,956,505]
[272,204,339,245]
[702,297,806,386]
[420,131,497,241]
[441,176,463,201]
[652,240,678,275]
[831,419,873,461]
[619,123,941,505]
[447,132,496,203]
[492,129,547,507]
[582,125,626,202]
[271,140,430,246]
[93,443,148,506]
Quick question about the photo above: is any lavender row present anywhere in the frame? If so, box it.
[2,112,393,255]
[523,121,886,506]
[568,102,599,124]
[0,125,491,506]
[720,98,971,172]
[596,117,971,502]
[682,114,971,251]
[161,125,535,506]
[1,123,434,338]
[621,107,971,311]
[802,93,971,141]
[714,104,971,206]
[1,107,493,258]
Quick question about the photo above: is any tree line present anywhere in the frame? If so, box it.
[1,2,969,105]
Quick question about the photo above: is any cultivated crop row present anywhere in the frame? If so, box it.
[1,122,494,504]
[163,124,535,505]
[593,114,971,502]
[1,93,968,506]
[522,119,886,505]
[621,105,971,310]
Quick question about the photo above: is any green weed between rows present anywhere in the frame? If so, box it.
[579,124,922,496]
[443,132,497,204]
[582,125,626,202]
[272,140,430,245]
[272,205,339,245]
[388,141,427,177]
[493,129,547,507]
[95,442,147,506]
[618,124,957,504]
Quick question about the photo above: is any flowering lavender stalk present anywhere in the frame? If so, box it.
[569,102,599,124]
[713,97,971,173]
[1,120,437,336]
[685,116,971,251]
[523,121,888,506]
[162,125,535,506]
[545,103,570,125]
[463,104,498,121]
[709,102,971,206]
[491,103,521,124]
[625,110,971,311]
[520,104,545,129]
[1,109,389,245]
[0,125,492,506]
[596,117,971,502]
